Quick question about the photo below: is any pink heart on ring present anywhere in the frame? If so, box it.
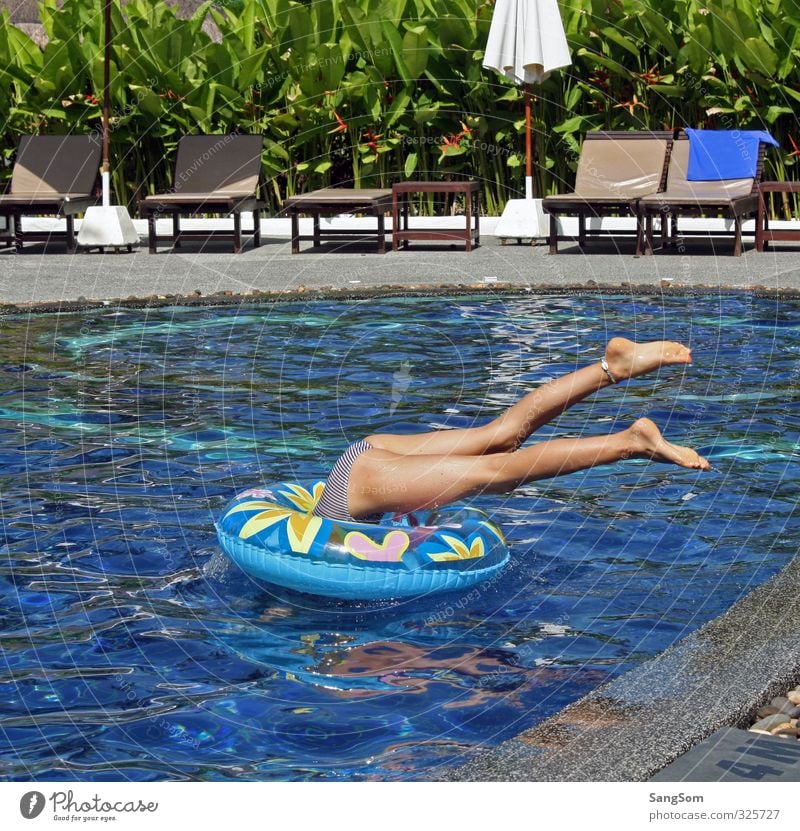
[239,488,274,499]
[344,530,410,562]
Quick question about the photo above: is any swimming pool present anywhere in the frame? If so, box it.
[1,293,798,781]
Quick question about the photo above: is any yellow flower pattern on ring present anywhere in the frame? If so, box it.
[223,499,323,554]
[479,520,506,545]
[279,482,325,513]
[427,533,486,562]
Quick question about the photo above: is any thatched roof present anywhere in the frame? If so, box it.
[0,1,222,47]
[0,0,41,23]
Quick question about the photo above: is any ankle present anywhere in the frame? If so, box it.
[600,357,618,384]
[621,421,648,458]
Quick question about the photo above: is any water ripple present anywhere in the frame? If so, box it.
[1,295,799,780]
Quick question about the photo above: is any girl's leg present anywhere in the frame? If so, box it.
[366,338,692,457]
[348,418,709,519]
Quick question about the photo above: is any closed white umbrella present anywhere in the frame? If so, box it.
[483,0,571,239]
[484,0,571,86]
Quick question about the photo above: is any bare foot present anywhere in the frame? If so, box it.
[628,418,711,470]
[604,337,692,383]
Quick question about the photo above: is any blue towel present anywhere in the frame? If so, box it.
[685,129,779,180]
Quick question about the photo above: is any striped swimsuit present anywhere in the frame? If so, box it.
[313,440,383,524]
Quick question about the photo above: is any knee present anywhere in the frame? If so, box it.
[363,434,387,450]
[481,422,520,454]
[475,453,517,494]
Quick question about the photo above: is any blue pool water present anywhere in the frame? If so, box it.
[1,293,799,781]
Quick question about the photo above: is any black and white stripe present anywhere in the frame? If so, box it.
[313,439,377,522]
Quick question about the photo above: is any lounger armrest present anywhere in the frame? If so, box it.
[60,196,97,215]
[542,195,640,213]
[0,195,96,214]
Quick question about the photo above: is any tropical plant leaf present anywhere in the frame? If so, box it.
[738,37,778,76]
[0,0,795,214]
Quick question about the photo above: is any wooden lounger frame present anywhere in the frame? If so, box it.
[139,135,266,254]
[0,135,101,253]
[637,130,767,257]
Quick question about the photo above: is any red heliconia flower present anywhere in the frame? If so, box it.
[362,129,382,151]
[329,110,348,134]
[639,64,664,85]
[613,94,648,115]
[439,121,473,156]
[439,133,461,156]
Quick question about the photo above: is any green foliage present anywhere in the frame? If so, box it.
[0,0,797,216]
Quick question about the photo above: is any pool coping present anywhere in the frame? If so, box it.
[2,281,800,316]
[440,550,800,781]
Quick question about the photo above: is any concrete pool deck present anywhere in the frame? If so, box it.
[3,217,800,310]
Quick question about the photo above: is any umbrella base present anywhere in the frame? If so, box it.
[77,205,140,250]
[493,198,549,241]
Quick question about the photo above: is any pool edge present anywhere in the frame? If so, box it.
[439,552,800,781]
[1,281,799,316]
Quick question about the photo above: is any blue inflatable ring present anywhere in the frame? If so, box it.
[216,480,510,600]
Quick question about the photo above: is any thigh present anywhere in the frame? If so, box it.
[348,447,496,518]
[365,422,502,458]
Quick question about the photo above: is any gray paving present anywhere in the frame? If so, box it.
[651,728,800,782]
[441,552,800,781]
[3,236,800,309]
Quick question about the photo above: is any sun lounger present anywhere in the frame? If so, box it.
[0,135,101,253]
[637,130,771,256]
[139,134,265,253]
[542,131,673,254]
[283,188,393,253]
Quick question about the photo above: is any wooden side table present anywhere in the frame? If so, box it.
[756,182,800,252]
[392,181,480,252]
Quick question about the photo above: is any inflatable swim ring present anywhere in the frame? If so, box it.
[216,480,510,600]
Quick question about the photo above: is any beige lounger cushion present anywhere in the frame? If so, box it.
[540,194,639,205]
[170,134,263,197]
[140,193,257,204]
[572,138,669,198]
[9,135,101,197]
[285,188,393,204]
[640,140,753,203]
[0,194,93,204]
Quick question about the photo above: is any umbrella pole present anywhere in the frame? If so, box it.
[524,84,534,200]
[76,0,138,250]
[102,0,111,207]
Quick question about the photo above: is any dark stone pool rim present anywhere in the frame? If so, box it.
[1,282,800,317]
[441,550,800,781]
